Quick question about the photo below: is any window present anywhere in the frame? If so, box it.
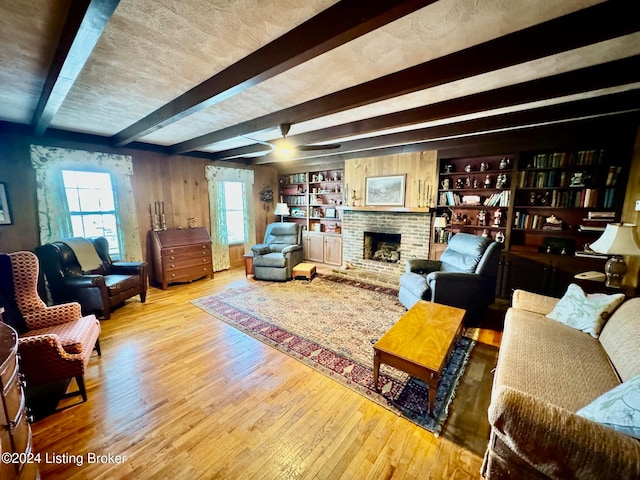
[224,182,246,244]
[62,170,121,258]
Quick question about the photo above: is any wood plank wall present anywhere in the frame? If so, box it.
[344,151,438,208]
[0,132,278,259]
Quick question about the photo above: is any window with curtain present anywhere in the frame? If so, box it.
[62,170,121,259]
[30,145,143,262]
[223,181,246,244]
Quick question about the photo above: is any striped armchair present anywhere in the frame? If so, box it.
[0,251,101,402]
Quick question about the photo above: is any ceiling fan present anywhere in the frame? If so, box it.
[251,123,341,155]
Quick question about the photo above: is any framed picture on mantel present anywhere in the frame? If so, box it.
[0,182,12,225]
[365,175,406,207]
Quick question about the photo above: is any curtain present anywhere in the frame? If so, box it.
[29,145,143,261]
[205,166,256,271]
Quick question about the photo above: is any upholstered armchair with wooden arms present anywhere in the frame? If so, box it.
[398,233,503,326]
[35,236,147,319]
[0,251,101,402]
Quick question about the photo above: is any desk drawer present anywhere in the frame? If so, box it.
[161,244,211,259]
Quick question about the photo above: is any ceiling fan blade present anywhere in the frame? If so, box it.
[298,143,341,151]
[242,135,276,149]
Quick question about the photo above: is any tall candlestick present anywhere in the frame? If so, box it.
[418,179,421,194]
[161,201,165,214]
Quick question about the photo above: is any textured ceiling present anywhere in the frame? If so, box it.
[0,0,638,165]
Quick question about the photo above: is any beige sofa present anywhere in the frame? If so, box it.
[482,289,640,479]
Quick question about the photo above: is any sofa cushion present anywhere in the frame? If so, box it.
[495,310,621,412]
[599,298,640,382]
[25,314,100,354]
[398,272,428,298]
[104,274,141,295]
[439,233,492,273]
[577,374,640,439]
[253,252,286,268]
[545,283,624,338]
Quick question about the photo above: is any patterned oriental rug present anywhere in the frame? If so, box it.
[191,274,475,435]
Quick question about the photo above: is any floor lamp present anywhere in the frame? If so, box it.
[589,223,640,288]
[274,203,290,222]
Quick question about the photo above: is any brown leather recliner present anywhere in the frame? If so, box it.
[35,237,147,319]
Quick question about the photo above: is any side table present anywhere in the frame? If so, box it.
[243,253,254,277]
[574,271,637,298]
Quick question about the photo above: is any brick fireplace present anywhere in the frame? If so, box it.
[341,210,431,277]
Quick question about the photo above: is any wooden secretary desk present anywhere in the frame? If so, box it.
[148,228,214,289]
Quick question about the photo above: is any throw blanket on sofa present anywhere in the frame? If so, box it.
[61,238,103,273]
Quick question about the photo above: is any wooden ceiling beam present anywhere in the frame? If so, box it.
[210,55,640,161]
[32,0,120,135]
[253,90,640,163]
[171,2,640,155]
[111,0,435,147]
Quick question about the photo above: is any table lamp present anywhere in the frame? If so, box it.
[433,216,448,243]
[274,203,290,222]
[589,223,640,288]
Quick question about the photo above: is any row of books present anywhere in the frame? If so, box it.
[484,191,510,207]
[579,211,616,232]
[518,170,572,188]
[439,191,462,206]
[283,195,307,206]
[513,212,561,230]
[528,149,605,168]
[517,188,616,208]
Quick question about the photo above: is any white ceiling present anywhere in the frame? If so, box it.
[0,0,638,165]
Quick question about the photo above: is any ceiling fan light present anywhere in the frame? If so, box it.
[274,139,296,159]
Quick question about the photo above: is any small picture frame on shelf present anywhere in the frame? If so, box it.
[365,175,406,206]
[0,182,12,225]
[325,207,336,218]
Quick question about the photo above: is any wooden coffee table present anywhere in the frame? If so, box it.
[373,301,466,416]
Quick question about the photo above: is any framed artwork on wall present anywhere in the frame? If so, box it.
[365,175,406,206]
[0,182,12,225]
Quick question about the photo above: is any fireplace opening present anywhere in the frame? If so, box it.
[363,231,401,263]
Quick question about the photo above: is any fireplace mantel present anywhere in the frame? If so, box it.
[338,206,433,213]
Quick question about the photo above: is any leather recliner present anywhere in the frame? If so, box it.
[35,237,148,319]
[251,223,304,281]
[398,232,503,326]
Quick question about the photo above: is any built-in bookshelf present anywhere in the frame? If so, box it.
[434,146,628,256]
[279,169,344,233]
[511,148,624,252]
[435,154,514,246]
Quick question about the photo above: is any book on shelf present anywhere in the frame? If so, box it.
[578,225,606,232]
[575,250,608,259]
[587,211,615,219]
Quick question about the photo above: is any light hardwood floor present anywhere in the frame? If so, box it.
[30,267,502,480]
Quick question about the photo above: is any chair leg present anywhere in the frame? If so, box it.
[94,339,101,356]
[76,376,87,403]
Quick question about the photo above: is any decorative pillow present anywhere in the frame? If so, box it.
[546,283,625,338]
[577,375,640,439]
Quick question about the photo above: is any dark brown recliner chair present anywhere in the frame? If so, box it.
[35,237,147,319]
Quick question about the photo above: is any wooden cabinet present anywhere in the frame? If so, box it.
[303,232,342,266]
[496,251,607,299]
[0,321,38,480]
[149,228,213,289]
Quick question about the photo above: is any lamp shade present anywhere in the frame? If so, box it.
[274,203,290,216]
[433,216,447,229]
[590,223,640,256]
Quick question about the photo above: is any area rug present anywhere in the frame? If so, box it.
[191,274,474,435]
